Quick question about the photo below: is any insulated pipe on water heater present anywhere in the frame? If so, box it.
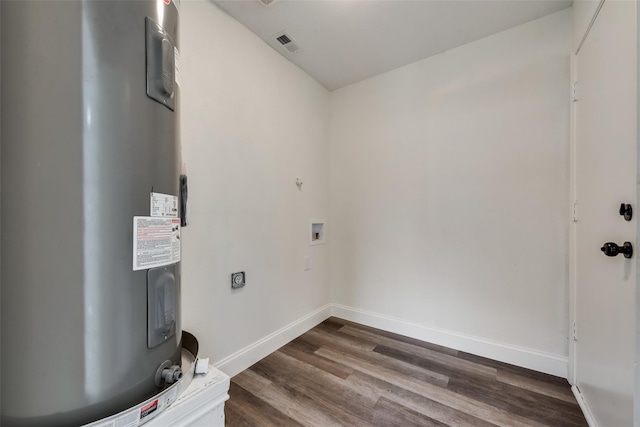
[1,1,184,425]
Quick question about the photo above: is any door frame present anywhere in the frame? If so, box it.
[567,0,606,392]
[568,52,577,387]
[568,0,606,390]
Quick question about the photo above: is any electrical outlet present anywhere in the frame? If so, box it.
[231,272,245,289]
[304,256,311,271]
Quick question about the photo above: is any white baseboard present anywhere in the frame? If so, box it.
[572,385,598,427]
[213,304,331,377]
[330,303,568,378]
[211,302,568,379]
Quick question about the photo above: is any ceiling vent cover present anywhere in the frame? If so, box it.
[273,31,302,54]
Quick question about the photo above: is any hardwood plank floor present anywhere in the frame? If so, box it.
[225,317,587,427]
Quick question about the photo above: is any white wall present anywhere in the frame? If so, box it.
[180,0,330,371]
[180,3,573,377]
[573,0,602,52]
[329,10,572,370]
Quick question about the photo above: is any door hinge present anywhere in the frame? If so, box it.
[572,81,578,102]
[573,202,579,222]
[572,321,578,341]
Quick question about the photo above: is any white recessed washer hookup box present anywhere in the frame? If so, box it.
[310,220,326,246]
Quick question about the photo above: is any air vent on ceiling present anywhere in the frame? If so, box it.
[273,31,302,54]
[256,0,279,7]
[276,34,291,45]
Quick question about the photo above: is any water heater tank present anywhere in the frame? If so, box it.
[1,1,183,425]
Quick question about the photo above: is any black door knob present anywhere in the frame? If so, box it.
[619,203,633,221]
[601,242,633,258]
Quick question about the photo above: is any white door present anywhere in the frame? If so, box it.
[574,1,637,426]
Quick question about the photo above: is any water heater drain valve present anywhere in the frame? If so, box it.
[155,360,183,387]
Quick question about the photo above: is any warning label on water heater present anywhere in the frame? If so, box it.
[133,217,181,271]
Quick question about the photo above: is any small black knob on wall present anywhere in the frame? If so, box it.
[619,203,633,221]
[601,242,633,258]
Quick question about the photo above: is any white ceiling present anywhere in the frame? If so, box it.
[213,0,572,91]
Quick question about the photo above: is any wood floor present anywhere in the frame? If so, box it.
[225,317,587,427]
